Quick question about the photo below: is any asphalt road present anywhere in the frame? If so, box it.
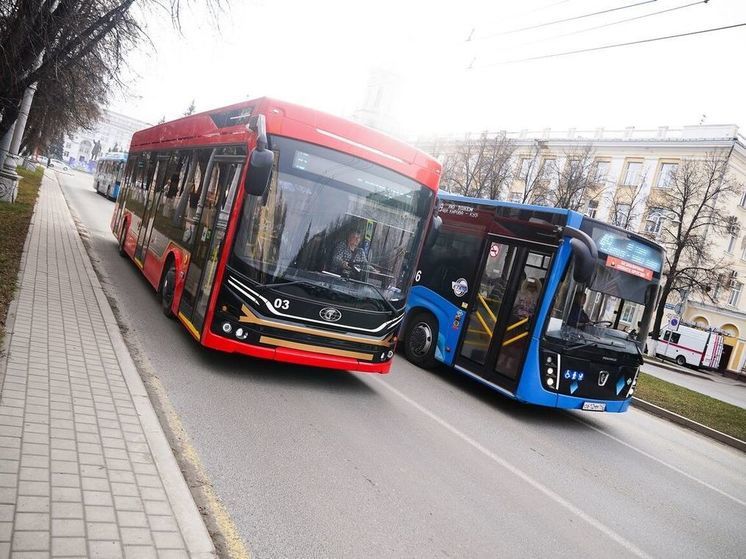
[641,360,746,409]
[58,170,746,559]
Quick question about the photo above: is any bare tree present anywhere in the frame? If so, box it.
[608,177,647,229]
[514,140,550,204]
[183,99,196,116]
[439,132,515,199]
[20,56,108,155]
[650,153,742,340]
[545,144,603,211]
[0,1,222,153]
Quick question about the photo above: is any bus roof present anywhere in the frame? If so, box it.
[128,97,441,190]
[98,151,128,162]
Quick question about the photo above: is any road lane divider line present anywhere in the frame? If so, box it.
[572,414,746,508]
[373,377,652,559]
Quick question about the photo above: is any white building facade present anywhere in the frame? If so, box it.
[63,110,150,170]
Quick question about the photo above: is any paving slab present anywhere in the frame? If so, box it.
[0,172,215,558]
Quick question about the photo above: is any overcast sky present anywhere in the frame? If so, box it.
[112,0,746,137]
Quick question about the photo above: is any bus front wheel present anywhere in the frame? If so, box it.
[404,312,438,368]
[160,261,176,319]
[675,355,686,367]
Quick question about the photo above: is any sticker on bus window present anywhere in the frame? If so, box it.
[489,242,501,258]
[452,278,469,297]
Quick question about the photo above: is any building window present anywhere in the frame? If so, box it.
[614,203,631,225]
[740,191,746,208]
[727,235,737,254]
[741,243,746,261]
[586,199,598,218]
[644,207,666,235]
[519,158,531,179]
[593,160,610,183]
[623,161,643,185]
[728,282,742,307]
[656,162,677,188]
[539,159,555,180]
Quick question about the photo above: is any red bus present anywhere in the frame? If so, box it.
[111,97,441,373]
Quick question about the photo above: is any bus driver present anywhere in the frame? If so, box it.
[331,230,369,276]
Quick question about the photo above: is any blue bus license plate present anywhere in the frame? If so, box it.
[582,402,606,412]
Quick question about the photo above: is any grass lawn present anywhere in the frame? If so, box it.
[0,166,42,348]
[635,372,746,441]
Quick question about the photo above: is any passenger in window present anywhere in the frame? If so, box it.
[514,277,541,320]
[166,173,180,198]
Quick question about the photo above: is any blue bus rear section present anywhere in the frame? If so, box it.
[402,192,661,413]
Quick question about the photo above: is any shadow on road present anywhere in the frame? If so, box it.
[189,347,380,396]
[422,362,587,429]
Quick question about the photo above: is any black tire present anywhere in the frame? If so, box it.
[160,260,176,318]
[403,312,438,368]
[675,354,686,367]
[118,223,127,257]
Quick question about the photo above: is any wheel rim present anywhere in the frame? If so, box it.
[409,321,433,358]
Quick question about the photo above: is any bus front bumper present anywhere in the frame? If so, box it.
[202,330,392,374]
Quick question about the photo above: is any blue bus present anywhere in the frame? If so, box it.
[401,193,664,412]
[94,152,128,200]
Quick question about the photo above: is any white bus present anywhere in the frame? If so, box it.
[94,152,128,200]
[657,323,724,369]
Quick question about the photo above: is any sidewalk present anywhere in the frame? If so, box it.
[0,172,215,558]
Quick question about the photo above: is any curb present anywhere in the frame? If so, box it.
[47,171,217,558]
[631,397,746,453]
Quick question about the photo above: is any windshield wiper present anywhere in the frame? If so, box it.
[345,277,397,313]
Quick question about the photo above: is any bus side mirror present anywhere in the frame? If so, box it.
[425,215,442,250]
[244,114,274,196]
[245,149,274,196]
[565,227,598,284]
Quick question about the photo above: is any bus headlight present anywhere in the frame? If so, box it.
[235,327,248,340]
[222,322,232,334]
[542,351,559,391]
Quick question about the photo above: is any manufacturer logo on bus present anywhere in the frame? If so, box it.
[598,371,610,387]
[319,307,342,322]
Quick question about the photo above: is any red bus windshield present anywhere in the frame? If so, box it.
[230,136,435,312]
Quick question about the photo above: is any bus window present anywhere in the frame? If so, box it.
[494,250,551,380]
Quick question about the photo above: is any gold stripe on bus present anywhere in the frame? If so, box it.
[478,294,497,323]
[238,305,393,347]
[259,336,374,361]
[178,312,201,340]
[134,257,144,269]
[506,317,529,332]
[502,331,529,347]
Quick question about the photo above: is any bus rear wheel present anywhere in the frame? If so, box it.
[403,312,438,368]
[160,261,176,319]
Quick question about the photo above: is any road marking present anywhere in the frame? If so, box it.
[572,414,746,508]
[373,377,652,559]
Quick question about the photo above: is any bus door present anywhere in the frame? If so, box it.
[456,235,552,393]
[134,154,171,264]
[178,153,245,334]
